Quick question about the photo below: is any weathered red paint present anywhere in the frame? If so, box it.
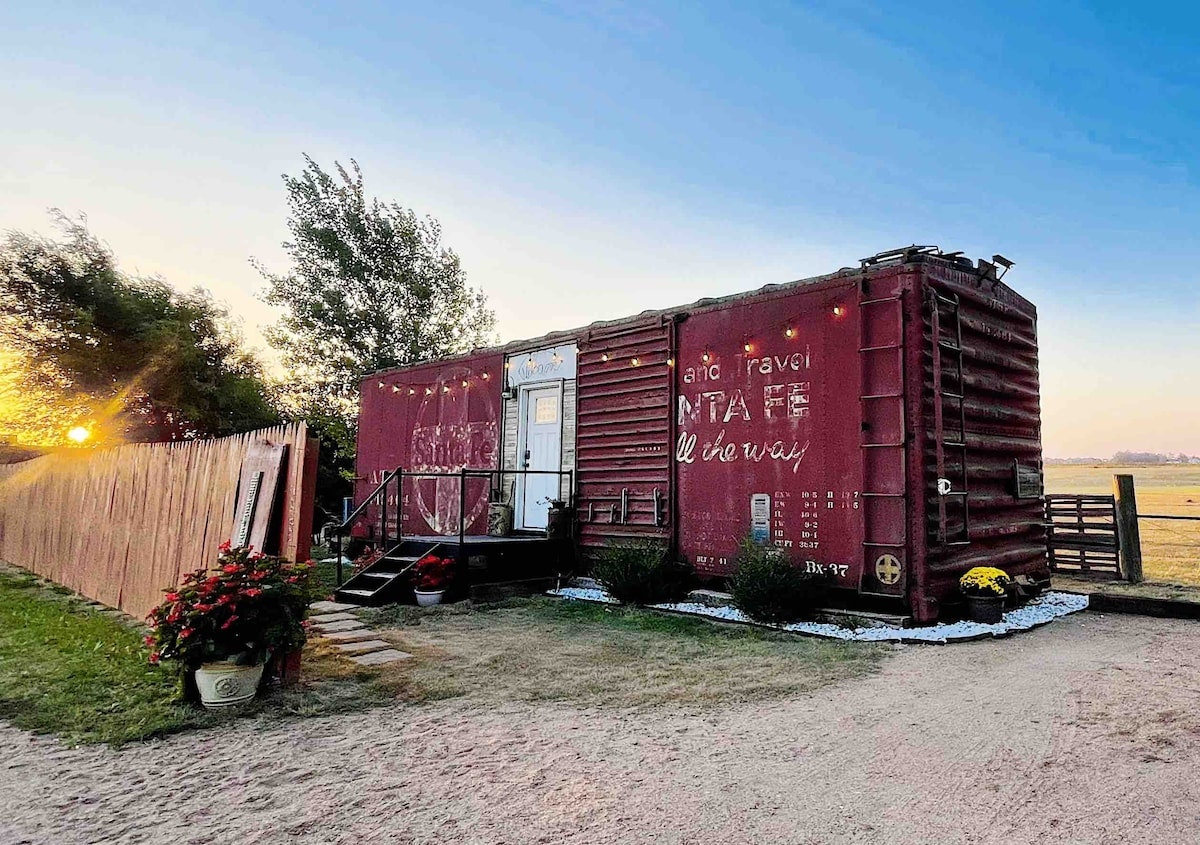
[576,318,672,549]
[356,353,503,538]
[354,249,1047,622]
[674,280,864,586]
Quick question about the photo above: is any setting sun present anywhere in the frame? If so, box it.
[66,426,91,444]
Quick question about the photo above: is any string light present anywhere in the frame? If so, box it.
[832,305,846,317]
[666,357,675,367]
[461,379,469,388]
[785,327,795,338]
[743,341,752,353]
[409,388,416,395]
[392,385,401,393]
[630,357,641,366]
[481,372,490,380]
[601,352,609,362]
[504,361,512,369]
[702,349,711,363]
[425,387,433,395]
[378,381,385,389]
[443,384,451,393]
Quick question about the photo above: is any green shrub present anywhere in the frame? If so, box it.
[729,537,828,624]
[591,540,690,605]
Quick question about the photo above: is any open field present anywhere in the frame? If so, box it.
[5,609,1200,844]
[1045,464,1200,585]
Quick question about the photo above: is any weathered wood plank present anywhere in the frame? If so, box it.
[0,423,316,618]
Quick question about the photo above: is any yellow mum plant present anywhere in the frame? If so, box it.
[959,566,1010,597]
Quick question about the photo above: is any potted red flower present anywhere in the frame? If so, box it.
[147,541,313,709]
[414,555,454,606]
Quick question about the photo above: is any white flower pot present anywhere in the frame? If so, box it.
[194,660,266,709]
[414,589,445,607]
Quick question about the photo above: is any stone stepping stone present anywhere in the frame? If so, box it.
[312,619,366,633]
[309,612,358,623]
[309,600,357,613]
[333,639,391,654]
[350,649,412,666]
[321,628,381,642]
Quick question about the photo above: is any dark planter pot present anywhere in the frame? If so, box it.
[487,503,514,537]
[546,501,572,540]
[966,594,1005,624]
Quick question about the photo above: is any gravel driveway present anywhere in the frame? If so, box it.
[3,612,1199,844]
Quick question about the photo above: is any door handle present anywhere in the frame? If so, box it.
[522,449,531,468]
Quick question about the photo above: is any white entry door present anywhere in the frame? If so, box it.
[517,385,562,530]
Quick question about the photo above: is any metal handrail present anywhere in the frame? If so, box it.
[333,466,576,587]
[333,467,400,587]
[337,468,399,533]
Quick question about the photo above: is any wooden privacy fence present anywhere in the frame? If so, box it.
[0,423,318,619]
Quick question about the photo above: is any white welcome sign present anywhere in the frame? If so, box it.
[506,343,577,388]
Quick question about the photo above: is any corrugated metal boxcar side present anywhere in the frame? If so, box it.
[913,258,1046,621]
[354,248,1047,622]
[575,318,673,549]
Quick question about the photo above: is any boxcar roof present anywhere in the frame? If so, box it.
[362,246,1024,382]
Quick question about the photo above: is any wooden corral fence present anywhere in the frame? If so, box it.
[1044,473,1200,584]
[0,423,318,618]
[1045,493,1122,579]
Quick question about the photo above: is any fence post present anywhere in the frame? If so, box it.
[1113,474,1143,583]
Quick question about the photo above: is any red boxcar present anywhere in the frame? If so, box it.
[355,247,1046,622]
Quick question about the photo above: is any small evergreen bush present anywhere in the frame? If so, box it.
[591,540,690,605]
[729,537,827,624]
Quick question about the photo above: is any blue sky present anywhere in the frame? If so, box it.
[2,1,1197,455]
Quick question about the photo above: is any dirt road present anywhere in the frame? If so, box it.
[3,612,1199,844]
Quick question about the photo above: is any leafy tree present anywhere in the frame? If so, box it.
[0,212,280,444]
[255,156,496,523]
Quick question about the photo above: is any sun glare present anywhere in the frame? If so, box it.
[67,426,91,444]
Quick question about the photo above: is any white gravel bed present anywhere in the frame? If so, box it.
[546,587,1088,643]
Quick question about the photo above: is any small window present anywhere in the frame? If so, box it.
[534,396,558,424]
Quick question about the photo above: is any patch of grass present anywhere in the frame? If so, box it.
[0,566,399,747]
[369,597,887,708]
[0,568,201,745]
[310,557,341,598]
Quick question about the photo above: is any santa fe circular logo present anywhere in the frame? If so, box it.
[874,553,902,585]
